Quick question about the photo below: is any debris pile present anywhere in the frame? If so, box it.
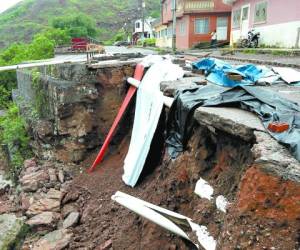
[1,54,299,249]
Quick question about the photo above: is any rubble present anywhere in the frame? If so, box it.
[0,175,12,195]
[33,229,73,250]
[62,211,80,229]
[2,54,298,250]
[20,170,49,192]
[0,214,27,250]
[26,212,60,229]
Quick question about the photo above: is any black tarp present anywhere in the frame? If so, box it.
[166,85,300,161]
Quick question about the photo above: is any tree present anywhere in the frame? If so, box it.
[51,13,97,38]
[39,28,70,46]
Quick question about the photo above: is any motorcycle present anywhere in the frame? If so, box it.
[241,29,260,48]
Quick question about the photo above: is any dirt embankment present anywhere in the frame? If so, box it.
[65,118,300,250]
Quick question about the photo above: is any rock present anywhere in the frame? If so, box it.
[35,120,53,138]
[26,198,60,216]
[33,229,73,250]
[0,214,27,250]
[48,169,57,183]
[62,191,80,204]
[26,212,60,228]
[96,239,112,250]
[63,212,80,229]
[58,170,64,183]
[21,193,35,211]
[0,175,12,195]
[23,159,37,169]
[47,189,64,201]
[62,203,78,218]
[26,188,64,216]
[20,170,49,192]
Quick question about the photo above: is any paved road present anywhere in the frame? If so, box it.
[53,46,156,61]
[104,46,156,55]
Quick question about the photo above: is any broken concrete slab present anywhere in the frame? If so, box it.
[194,107,265,142]
[0,214,27,250]
[160,76,206,97]
[252,131,300,183]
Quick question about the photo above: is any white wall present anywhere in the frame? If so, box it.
[134,19,155,38]
[232,21,300,48]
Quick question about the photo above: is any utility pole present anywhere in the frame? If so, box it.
[141,0,146,47]
[171,0,177,52]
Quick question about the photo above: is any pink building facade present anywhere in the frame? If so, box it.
[224,0,300,47]
[158,0,231,49]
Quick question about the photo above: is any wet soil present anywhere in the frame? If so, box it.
[63,122,299,250]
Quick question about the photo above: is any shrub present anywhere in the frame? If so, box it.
[0,85,10,109]
[137,38,156,47]
[0,104,31,177]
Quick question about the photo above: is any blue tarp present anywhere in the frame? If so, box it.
[192,58,272,87]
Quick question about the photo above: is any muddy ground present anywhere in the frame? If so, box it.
[64,121,300,250]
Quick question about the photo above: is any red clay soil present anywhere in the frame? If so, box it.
[65,126,300,250]
[66,135,193,250]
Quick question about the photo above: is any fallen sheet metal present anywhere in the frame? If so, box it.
[273,67,300,84]
[112,191,216,250]
[122,55,184,187]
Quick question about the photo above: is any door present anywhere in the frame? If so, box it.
[241,4,250,38]
[217,17,228,40]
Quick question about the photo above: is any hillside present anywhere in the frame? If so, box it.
[0,0,160,48]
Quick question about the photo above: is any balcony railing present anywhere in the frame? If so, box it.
[177,0,215,15]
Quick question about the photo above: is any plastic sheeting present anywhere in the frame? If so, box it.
[166,85,300,161]
[123,55,184,187]
[192,58,277,87]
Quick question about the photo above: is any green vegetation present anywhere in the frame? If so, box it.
[138,38,156,47]
[52,14,97,38]
[0,104,31,177]
[0,0,161,48]
[0,0,160,174]
[31,70,48,118]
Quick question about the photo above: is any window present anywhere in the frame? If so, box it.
[242,6,249,21]
[167,26,172,38]
[195,18,209,34]
[179,21,186,35]
[232,8,241,29]
[136,22,140,29]
[254,1,267,23]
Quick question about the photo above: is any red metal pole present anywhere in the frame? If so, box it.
[88,63,145,173]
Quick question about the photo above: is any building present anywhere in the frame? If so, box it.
[133,17,156,44]
[154,19,171,48]
[158,0,232,49]
[224,0,300,48]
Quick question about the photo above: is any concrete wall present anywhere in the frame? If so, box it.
[231,0,300,47]
[15,62,136,164]
[176,16,190,49]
